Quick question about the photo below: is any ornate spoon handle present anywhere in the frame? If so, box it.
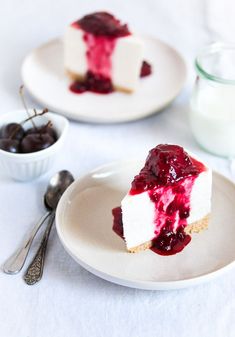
[3,211,51,274]
[24,212,55,285]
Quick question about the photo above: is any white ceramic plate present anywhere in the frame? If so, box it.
[56,160,235,290]
[22,37,186,123]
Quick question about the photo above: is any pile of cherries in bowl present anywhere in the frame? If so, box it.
[0,112,58,154]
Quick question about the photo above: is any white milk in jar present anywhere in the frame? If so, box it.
[190,43,235,157]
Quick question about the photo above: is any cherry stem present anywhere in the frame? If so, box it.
[19,85,37,129]
[44,120,53,129]
[9,108,49,140]
[38,119,52,139]
[9,85,49,140]
[21,108,49,125]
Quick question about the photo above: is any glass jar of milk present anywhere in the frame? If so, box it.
[190,43,235,157]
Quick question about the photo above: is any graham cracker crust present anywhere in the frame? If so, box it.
[65,69,134,94]
[184,214,210,234]
[128,240,152,253]
[66,69,85,81]
[127,214,210,253]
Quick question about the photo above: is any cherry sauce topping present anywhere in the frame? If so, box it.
[73,12,130,37]
[70,72,113,94]
[131,144,205,194]
[69,59,151,95]
[112,207,124,239]
[69,28,116,94]
[112,206,191,255]
[112,144,206,256]
[151,225,191,255]
[140,61,152,77]
[69,12,152,95]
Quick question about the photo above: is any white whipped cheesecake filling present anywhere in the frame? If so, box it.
[121,168,212,250]
[122,191,156,250]
[112,36,143,91]
[188,170,212,223]
[64,27,87,77]
[64,25,143,91]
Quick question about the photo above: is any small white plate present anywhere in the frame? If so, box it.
[56,160,235,290]
[22,37,186,123]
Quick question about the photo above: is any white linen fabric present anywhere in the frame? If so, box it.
[0,0,234,336]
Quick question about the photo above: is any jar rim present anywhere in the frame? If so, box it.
[195,42,235,85]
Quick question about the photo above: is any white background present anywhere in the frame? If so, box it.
[0,0,234,336]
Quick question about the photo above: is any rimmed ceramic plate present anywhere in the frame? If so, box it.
[22,37,186,123]
[56,160,235,290]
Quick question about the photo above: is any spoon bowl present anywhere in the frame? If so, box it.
[45,170,75,210]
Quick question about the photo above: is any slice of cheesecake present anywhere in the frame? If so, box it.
[64,12,144,93]
[112,144,212,255]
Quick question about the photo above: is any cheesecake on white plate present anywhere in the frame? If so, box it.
[64,12,148,93]
[112,144,212,255]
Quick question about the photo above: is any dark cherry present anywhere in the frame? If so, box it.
[20,133,55,153]
[41,125,57,140]
[0,139,20,153]
[26,125,57,141]
[70,61,152,95]
[75,12,130,37]
[140,61,152,77]
[0,123,24,141]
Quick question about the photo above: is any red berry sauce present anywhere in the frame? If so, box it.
[131,144,205,194]
[74,12,130,37]
[69,12,152,94]
[112,207,124,239]
[140,61,152,77]
[112,145,206,255]
[69,71,113,94]
[84,33,116,80]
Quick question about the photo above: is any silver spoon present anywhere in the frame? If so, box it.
[24,170,74,285]
[3,170,74,275]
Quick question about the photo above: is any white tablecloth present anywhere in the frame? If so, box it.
[0,1,234,336]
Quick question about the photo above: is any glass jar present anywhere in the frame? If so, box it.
[190,43,235,157]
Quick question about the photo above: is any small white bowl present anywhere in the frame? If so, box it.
[0,109,69,181]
